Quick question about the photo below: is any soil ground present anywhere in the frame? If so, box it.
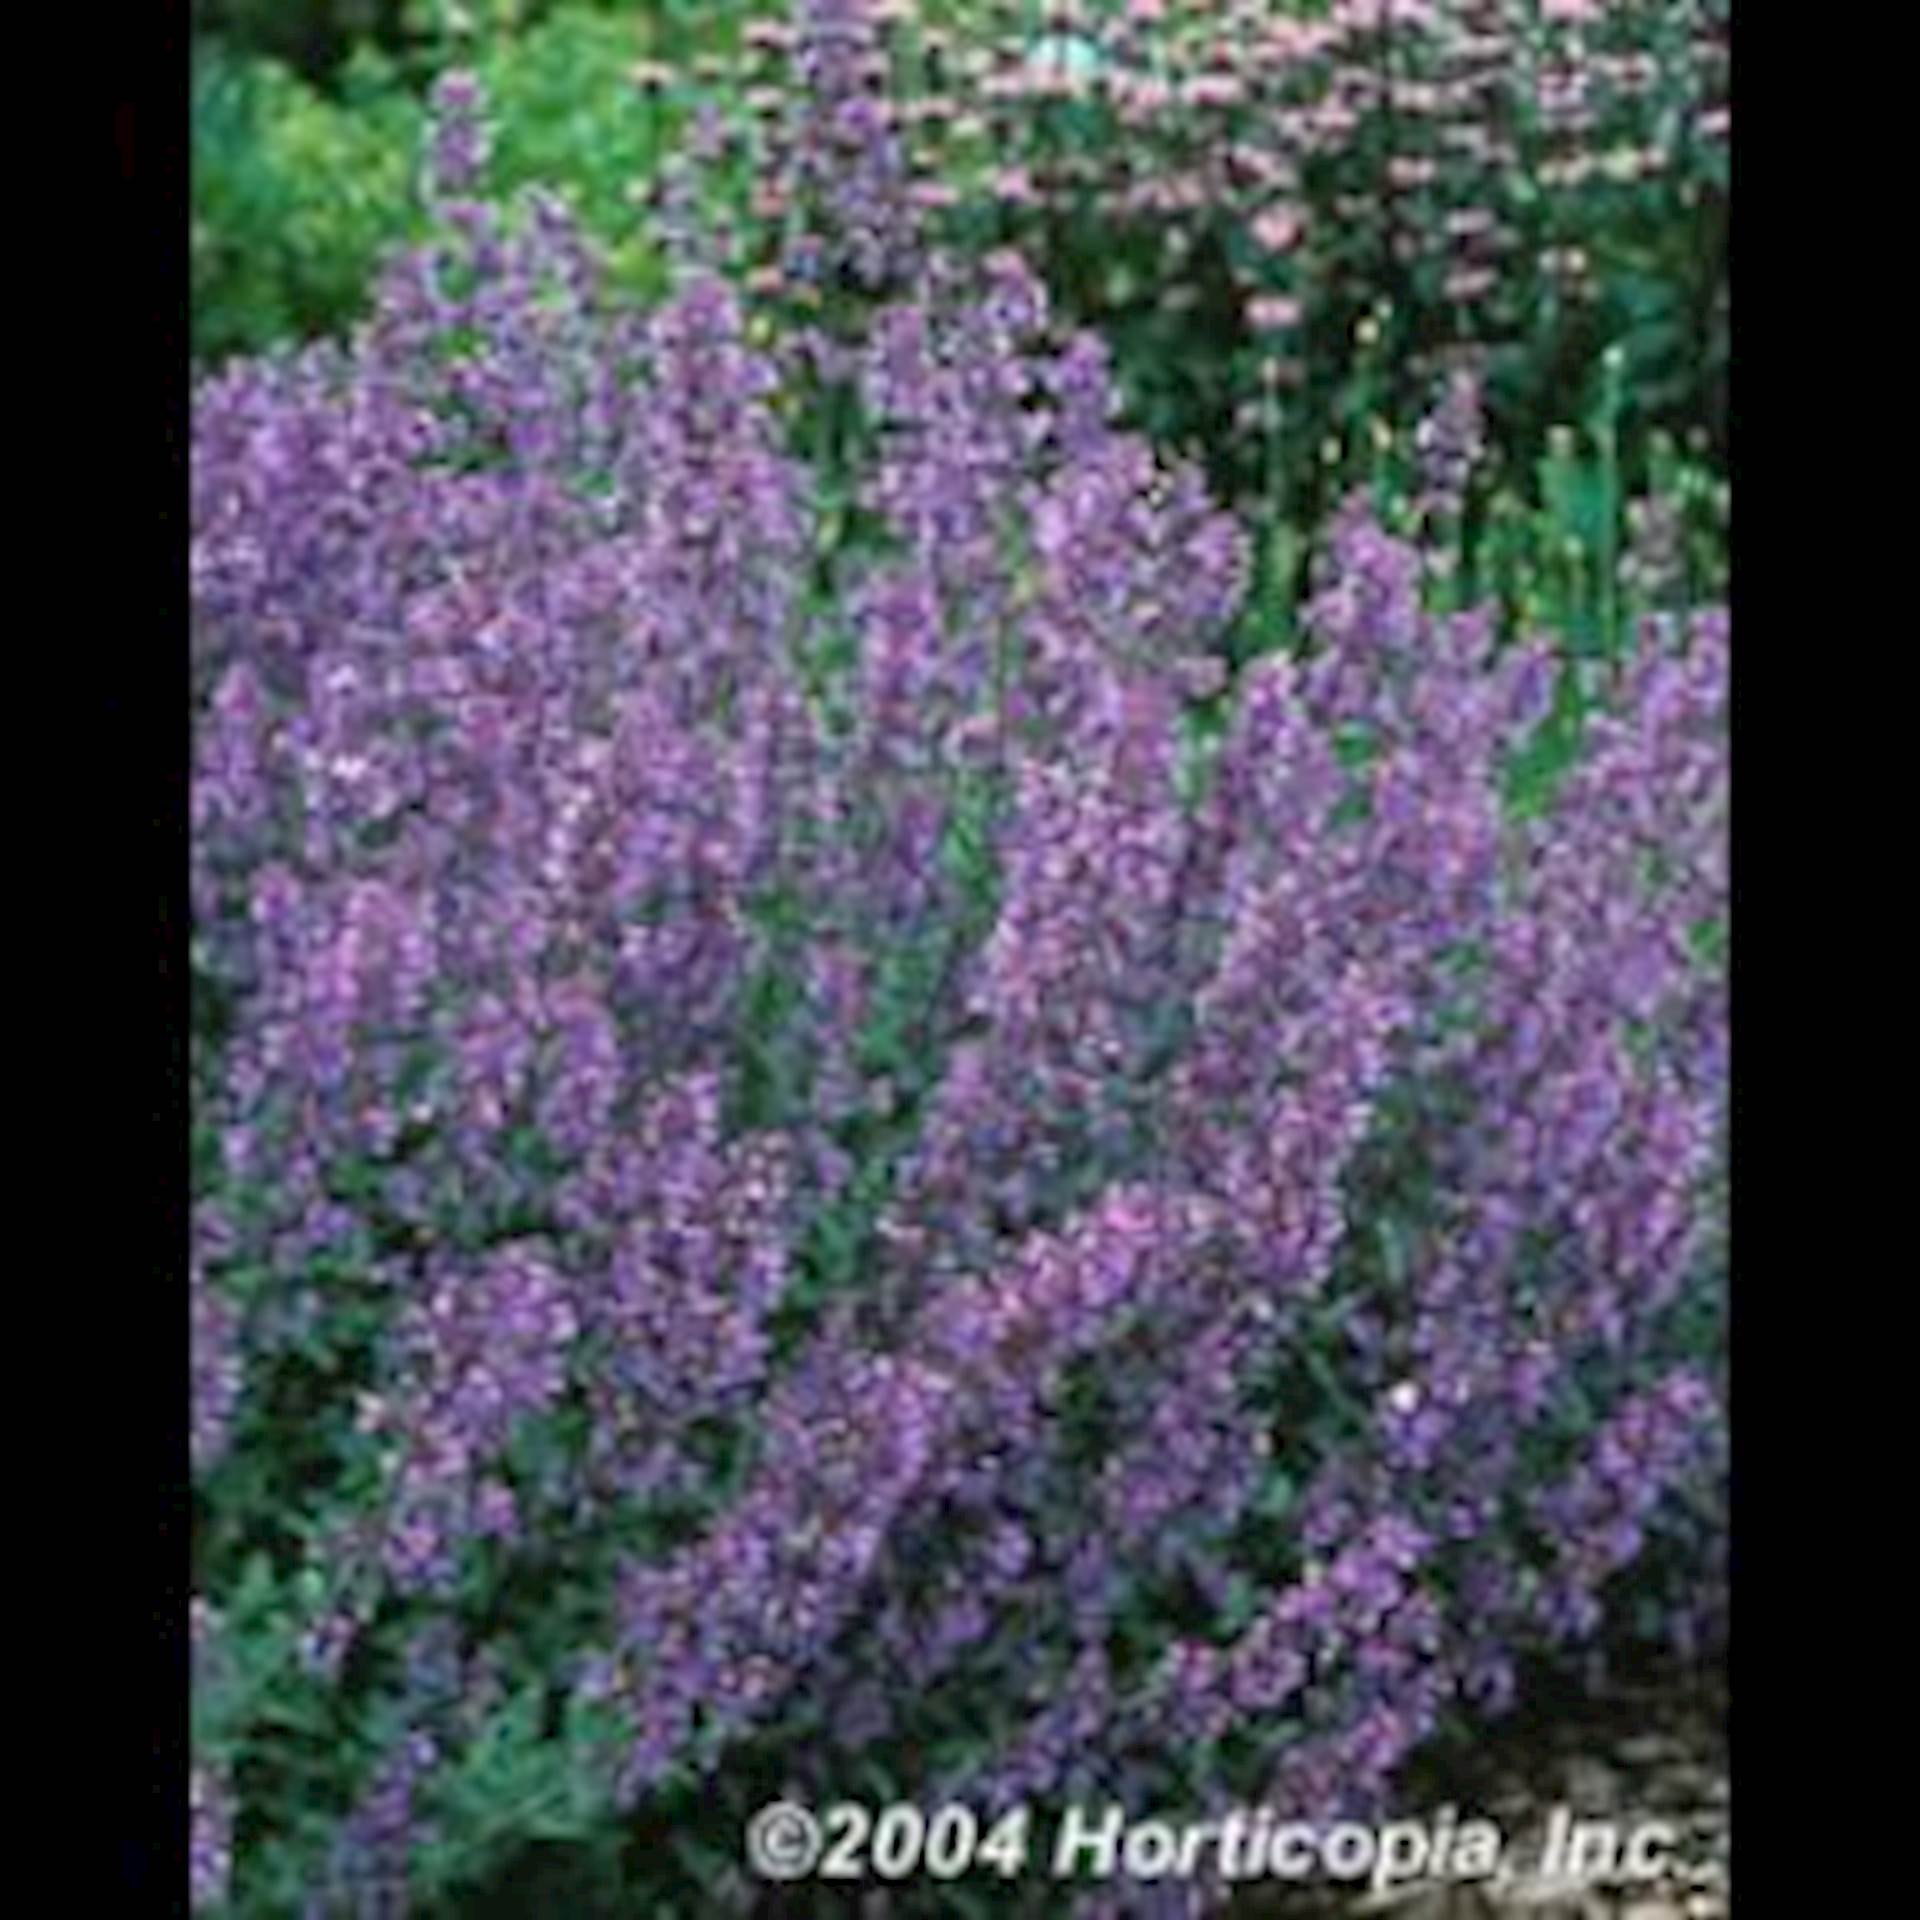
[1231,1658,1729,1920]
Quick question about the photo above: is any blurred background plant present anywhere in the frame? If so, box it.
[191,0,417,85]
[191,2,767,363]
[192,42,415,363]
[757,0,1731,522]
[192,2,1729,470]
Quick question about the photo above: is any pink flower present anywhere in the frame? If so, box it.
[1248,294,1304,332]
[1251,203,1305,252]
[1182,75,1247,109]
[1444,266,1496,303]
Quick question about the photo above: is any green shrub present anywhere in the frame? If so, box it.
[191,0,410,82]
[192,7,755,365]
[192,43,418,363]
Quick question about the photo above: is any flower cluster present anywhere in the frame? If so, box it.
[722,0,1728,506]
[190,72,1725,1919]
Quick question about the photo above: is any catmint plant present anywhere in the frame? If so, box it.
[191,65,1726,1920]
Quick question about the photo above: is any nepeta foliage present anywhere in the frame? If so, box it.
[191,66,1726,1920]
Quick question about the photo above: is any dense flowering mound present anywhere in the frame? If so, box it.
[189,79,1726,1920]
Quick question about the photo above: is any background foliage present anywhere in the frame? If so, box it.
[191,3,761,362]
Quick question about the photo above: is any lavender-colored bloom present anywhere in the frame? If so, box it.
[190,1762,233,1911]
[562,1075,792,1504]
[191,1260,241,1474]
[307,1731,440,1920]
[424,71,489,203]
[363,1243,577,1594]
[192,72,1725,1911]
[767,0,922,295]
[1529,1371,1720,1641]
[599,1350,952,1801]
[1412,365,1486,524]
